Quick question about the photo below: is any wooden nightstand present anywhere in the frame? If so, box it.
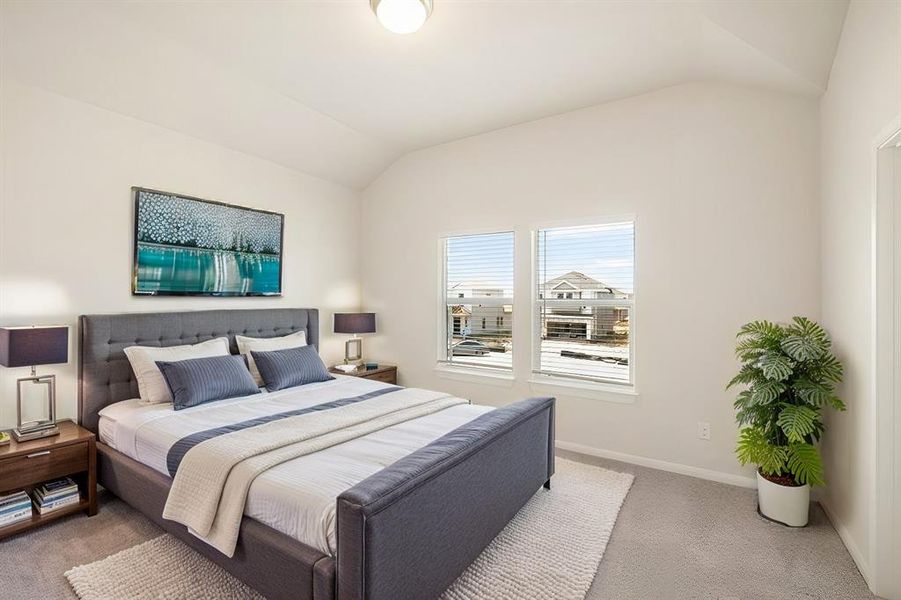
[329,364,397,385]
[0,420,97,540]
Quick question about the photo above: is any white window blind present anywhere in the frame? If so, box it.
[535,221,634,385]
[441,232,514,371]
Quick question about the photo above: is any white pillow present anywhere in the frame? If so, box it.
[236,330,307,386]
[124,337,230,404]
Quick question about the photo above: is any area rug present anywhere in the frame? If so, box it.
[65,458,633,600]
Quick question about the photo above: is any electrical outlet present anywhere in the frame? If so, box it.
[697,421,711,441]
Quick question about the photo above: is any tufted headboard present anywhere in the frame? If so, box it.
[78,308,319,433]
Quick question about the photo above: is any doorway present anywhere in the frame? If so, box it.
[873,124,901,600]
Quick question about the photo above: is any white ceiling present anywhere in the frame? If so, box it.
[1,1,848,190]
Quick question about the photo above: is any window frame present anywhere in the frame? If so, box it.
[436,229,516,375]
[530,216,637,391]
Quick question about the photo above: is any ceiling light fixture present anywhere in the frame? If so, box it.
[370,0,432,35]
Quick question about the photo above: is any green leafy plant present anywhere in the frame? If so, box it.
[727,317,845,486]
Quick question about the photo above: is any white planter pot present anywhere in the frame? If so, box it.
[756,471,810,527]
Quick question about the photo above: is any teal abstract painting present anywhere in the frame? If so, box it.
[133,188,283,296]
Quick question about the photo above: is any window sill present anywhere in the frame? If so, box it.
[434,365,515,387]
[528,375,637,403]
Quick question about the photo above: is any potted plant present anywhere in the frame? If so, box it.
[727,317,845,526]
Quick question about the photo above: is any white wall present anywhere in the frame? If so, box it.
[0,79,362,428]
[361,82,820,484]
[819,0,901,589]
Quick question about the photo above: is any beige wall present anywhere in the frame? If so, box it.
[361,82,820,484]
[0,79,362,428]
[819,0,901,588]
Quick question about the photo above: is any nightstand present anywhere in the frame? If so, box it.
[0,420,97,540]
[329,364,397,385]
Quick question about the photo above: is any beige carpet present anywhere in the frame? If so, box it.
[2,451,872,599]
[64,459,633,600]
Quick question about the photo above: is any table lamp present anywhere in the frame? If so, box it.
[334,313,376,366]
[0,325,68,441]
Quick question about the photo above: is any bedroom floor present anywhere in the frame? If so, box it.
[0,451,873,600]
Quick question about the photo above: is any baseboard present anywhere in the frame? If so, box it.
[818,499,872,587]
[555,440,757,489]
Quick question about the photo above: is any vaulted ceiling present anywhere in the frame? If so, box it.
[1,1,848,189]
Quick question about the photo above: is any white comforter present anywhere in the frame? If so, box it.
[99,376,492,555]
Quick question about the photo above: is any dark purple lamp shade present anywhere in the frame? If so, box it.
[0,326,69,368]
[333,313,376,335]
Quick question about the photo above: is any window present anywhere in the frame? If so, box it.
[534,221,634,385]
[441,231,514,371]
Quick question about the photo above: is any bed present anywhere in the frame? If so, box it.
[79,308,555,600]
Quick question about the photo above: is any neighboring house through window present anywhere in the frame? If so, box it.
[534,221,635,385]
[441,231,514,371]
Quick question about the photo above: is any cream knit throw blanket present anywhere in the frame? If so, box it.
[163,388,466,556]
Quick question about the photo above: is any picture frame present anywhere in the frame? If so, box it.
[132,187,284,296]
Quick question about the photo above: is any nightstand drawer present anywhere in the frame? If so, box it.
[329,365,398,385]
[364,369,397,384]
[0,442,88,492]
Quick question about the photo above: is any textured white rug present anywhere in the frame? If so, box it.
[65,459,633,600]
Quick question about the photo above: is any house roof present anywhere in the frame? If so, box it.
[543,271,622,294]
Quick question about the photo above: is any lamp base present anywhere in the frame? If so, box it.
[16,373,58,443]
[344,337,364,366]
[12,424,59,442]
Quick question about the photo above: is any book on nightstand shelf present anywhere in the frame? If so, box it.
[32,477,80,515]
[0,490,33,527]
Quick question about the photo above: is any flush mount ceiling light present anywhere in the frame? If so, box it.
[370,0,433,35]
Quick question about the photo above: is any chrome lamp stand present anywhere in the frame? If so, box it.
[12,367,59,442]
[344,335,364,366]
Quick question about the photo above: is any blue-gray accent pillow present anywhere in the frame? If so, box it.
[156,354,260,411]
[251,345,334,392]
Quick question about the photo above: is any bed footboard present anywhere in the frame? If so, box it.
[336,396,555,600]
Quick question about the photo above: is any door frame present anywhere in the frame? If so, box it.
[871,116,901,599]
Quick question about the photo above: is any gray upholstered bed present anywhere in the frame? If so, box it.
[79,308,555,600]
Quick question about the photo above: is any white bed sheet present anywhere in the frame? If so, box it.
[98,376,492,555]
